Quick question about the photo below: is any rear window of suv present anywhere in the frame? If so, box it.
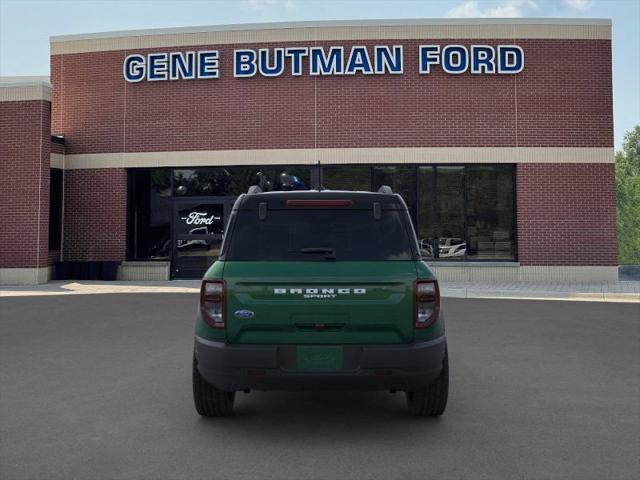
[224,209,416,261]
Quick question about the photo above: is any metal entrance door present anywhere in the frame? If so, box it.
[171,197,235,279]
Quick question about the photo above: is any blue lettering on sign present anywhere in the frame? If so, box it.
[310,47,344,75]
[375,45,403,74]
[234,49,257,77]
[147,53,168,81]
[123,44,525,82]
[198,51,219,79]
[470,45,496,74]
[258,48,285,77]
[419,45,440,74]
[123,54,146,82]
[442,45,468,74]
[498,45,524,74]
[285,47,308,76]
[170,52,196,80]
[419,44,523,76]
[345,46,373,75]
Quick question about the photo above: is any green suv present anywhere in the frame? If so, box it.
[192,187,448,416]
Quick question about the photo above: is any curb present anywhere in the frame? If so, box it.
[441,288,640,303]
[1,282,639,303]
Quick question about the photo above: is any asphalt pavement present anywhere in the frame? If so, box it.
[1,294,639,480]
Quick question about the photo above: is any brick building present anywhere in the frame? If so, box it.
[0,18,617,284]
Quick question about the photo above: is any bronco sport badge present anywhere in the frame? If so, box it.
[274,288,367,299]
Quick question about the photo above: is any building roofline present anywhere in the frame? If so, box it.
[50,17,611,43]
[0,76,51,88]
[0,77,51,102]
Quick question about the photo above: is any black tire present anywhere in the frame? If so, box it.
[192,355,235,417]
[406,348,449,417]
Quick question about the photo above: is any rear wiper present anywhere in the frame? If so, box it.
[289,247,337,260]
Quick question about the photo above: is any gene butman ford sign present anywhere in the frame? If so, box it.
[123,44,524,82]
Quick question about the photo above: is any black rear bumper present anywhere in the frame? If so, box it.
[194,336,446,392]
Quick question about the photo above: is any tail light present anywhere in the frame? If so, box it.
[200,280,225,329]
[414,280,440,329]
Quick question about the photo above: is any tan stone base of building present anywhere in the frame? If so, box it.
[0,267,50,285]
[87,262,623,283]
[0,263,619,285]
[429,264,618,282]
[117,261,171,281]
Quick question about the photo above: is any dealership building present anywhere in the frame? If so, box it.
[0,18,617,284]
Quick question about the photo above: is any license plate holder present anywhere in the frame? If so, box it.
[296,346,343,371]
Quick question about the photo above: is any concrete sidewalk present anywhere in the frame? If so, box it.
[1,280,639,302]
[440,280,640,303]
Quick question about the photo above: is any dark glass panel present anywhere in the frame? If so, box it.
[176,238,222,271]
[465,165,515,260]
[372,165,417,225]
[417,166,435,258]
[149,169,171,228]
[173,167,310,196]
[173,168,230,196]
[127,169,171,260]
[322,166,371,191]
[433,166,466,260]
[48,169,63,251]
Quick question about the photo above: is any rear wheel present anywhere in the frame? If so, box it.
[406,348,449,417]
[192,355,235,417]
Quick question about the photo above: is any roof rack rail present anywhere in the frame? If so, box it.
[247,185,262,194]
[377,185,393,194]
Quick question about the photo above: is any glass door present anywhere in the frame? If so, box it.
[171,198,234,279]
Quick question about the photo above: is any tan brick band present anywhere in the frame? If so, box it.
[51,19,611,55]
[59,147,613,170]
[0,84,52,102]
[50,153,64,169]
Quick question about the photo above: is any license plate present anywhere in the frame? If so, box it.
[296,346,343,371]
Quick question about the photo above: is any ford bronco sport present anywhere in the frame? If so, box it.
[192,187,448,416]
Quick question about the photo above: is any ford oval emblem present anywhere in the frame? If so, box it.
[234,309,255,319]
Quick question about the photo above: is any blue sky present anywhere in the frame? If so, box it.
[1,0,638,149]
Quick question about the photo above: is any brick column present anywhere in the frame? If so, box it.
[0,80,52,284]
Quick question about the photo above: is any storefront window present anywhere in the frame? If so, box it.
[322,166,371,191]
[127,166,311,261]
[127,169,172,260]
[465,165,515,260]
[416,165,515,261]
[417,166,435,257]
[173,169,230,196]
[48,168,63,251]
[127,164,515,264]
[373,165,417,225]
[173,167,310,196]
[434,166,466,260]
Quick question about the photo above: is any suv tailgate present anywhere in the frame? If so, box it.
[223,261,417,344]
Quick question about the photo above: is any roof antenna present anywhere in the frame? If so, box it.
[316,160,324,191]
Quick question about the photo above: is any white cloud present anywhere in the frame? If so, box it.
[446,0,538,18]
[242,0,294,10]
[563,0,591,10]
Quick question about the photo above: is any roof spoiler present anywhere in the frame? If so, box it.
[377,185,393,194]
